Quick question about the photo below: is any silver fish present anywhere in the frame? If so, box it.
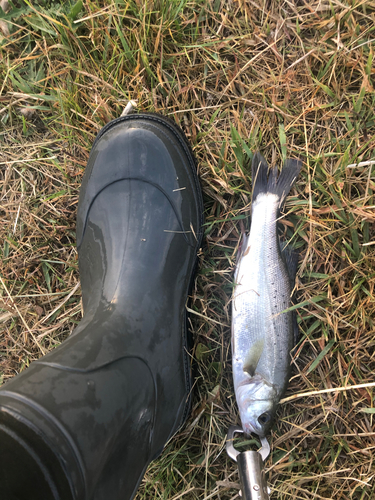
[232,153,301,437]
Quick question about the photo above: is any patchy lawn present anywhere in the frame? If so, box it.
[0,1,374,498]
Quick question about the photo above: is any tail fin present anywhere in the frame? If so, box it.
[252,152,301,208]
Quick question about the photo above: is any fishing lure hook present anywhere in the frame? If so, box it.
[226,425,271,499]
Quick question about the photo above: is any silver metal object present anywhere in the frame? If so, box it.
[121,100,137,116]
[226,426,271,499]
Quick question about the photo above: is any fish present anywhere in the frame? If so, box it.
[231,152,301,437]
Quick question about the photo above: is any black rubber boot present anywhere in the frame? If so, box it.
[0,114,204,500]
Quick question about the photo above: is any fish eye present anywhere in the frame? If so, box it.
[258,412,271,426]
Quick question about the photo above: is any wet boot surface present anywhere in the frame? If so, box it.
[0,114,204,500]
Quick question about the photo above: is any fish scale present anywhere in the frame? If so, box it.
[231,153,301,437]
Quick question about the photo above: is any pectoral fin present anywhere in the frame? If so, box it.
[243,339,264,376]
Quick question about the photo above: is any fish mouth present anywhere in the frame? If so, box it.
[241,415,271,438]
[242,421,258,436]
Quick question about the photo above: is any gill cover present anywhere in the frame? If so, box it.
[236,377,278,437]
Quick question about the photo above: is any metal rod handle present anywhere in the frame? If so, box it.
[237,450,270,499]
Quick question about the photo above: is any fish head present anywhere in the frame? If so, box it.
[236,378,277,437]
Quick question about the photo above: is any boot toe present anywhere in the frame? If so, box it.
[77,114,203,249]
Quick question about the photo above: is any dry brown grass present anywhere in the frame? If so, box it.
[0,0,375,498]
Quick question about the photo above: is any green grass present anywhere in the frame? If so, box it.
[1,0,375,499]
